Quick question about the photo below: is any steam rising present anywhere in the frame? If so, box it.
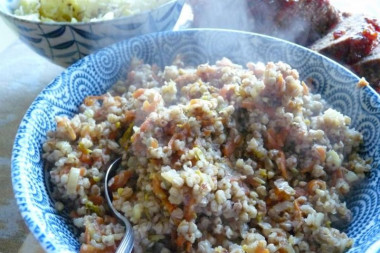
[190,0,255,31]
[190,0,340,46]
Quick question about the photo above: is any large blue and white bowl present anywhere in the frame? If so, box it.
[11,29,380,252]
[0,0,185,67]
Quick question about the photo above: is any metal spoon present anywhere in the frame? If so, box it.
[104,158,134,253]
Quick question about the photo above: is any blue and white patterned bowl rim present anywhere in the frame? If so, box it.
[11,28,380,253]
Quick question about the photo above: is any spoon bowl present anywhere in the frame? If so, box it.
[104,158,134,253]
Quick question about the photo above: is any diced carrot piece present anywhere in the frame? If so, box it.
[241,99,255,110]
[185,241,192,253]
[88,195,104,205]
[357,78,369,88]
[176,235,186,248]
[277,75,285,95]
[204,129,212,137]
[151,174,176,213]
[80,153,92,165]
[278,127,289,148]
[131,137,145,153]
[165,122,176,135]
[151,138,159,148]
[265,127,288,150]
[133,88,145,98]
[96,216,104,225]
[276,151,288,179]
[219,85,234,99]
[293,200,302,219]
[302,81,309,95]
[222,139,235,157]
[57,118,77,141]
[274,187,291,201]
[151,174,166,199]
[168,133,182,149]
[84,97,95,106]
[142,100,157,113]
[108,130,118,140]
[104,215,118,224]
[79,167,86,176]
[140,118,152,132]
[84,225,90,244]
[315,145,326,162]
[245,176,260,188]
[307,179,326,194]
[266,128,278,150]
[109,170,133,191]
[124,110,136,122]
[336,167,344,178]
[332,167,345,186]
[184,195,196,221]
[84,96,103,106]
[245,246,269,253]
[163,200,176,214]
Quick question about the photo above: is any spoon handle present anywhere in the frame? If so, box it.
[116,228,134,253]
[104,157,135,252]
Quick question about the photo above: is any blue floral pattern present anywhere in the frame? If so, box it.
[11,29,380,252]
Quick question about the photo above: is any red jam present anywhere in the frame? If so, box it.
[362,28,378,41]
[365,17,380,32]
[333,30,346,39]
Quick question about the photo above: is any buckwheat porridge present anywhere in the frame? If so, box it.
[43,57,371,253]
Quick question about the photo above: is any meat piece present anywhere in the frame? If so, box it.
[310,14,380,64]
[246,0,340,45]
[304,0,341,42]
[352,45,380,92]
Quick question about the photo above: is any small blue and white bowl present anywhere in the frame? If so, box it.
[11,29,380,252]
[0,0,185,67]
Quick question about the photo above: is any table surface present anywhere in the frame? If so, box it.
[0,1,379,252]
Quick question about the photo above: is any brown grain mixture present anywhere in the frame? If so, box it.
[43,58,371,253]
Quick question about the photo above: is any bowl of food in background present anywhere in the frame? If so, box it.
[0,0,185,67]
[11,29,380,252]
